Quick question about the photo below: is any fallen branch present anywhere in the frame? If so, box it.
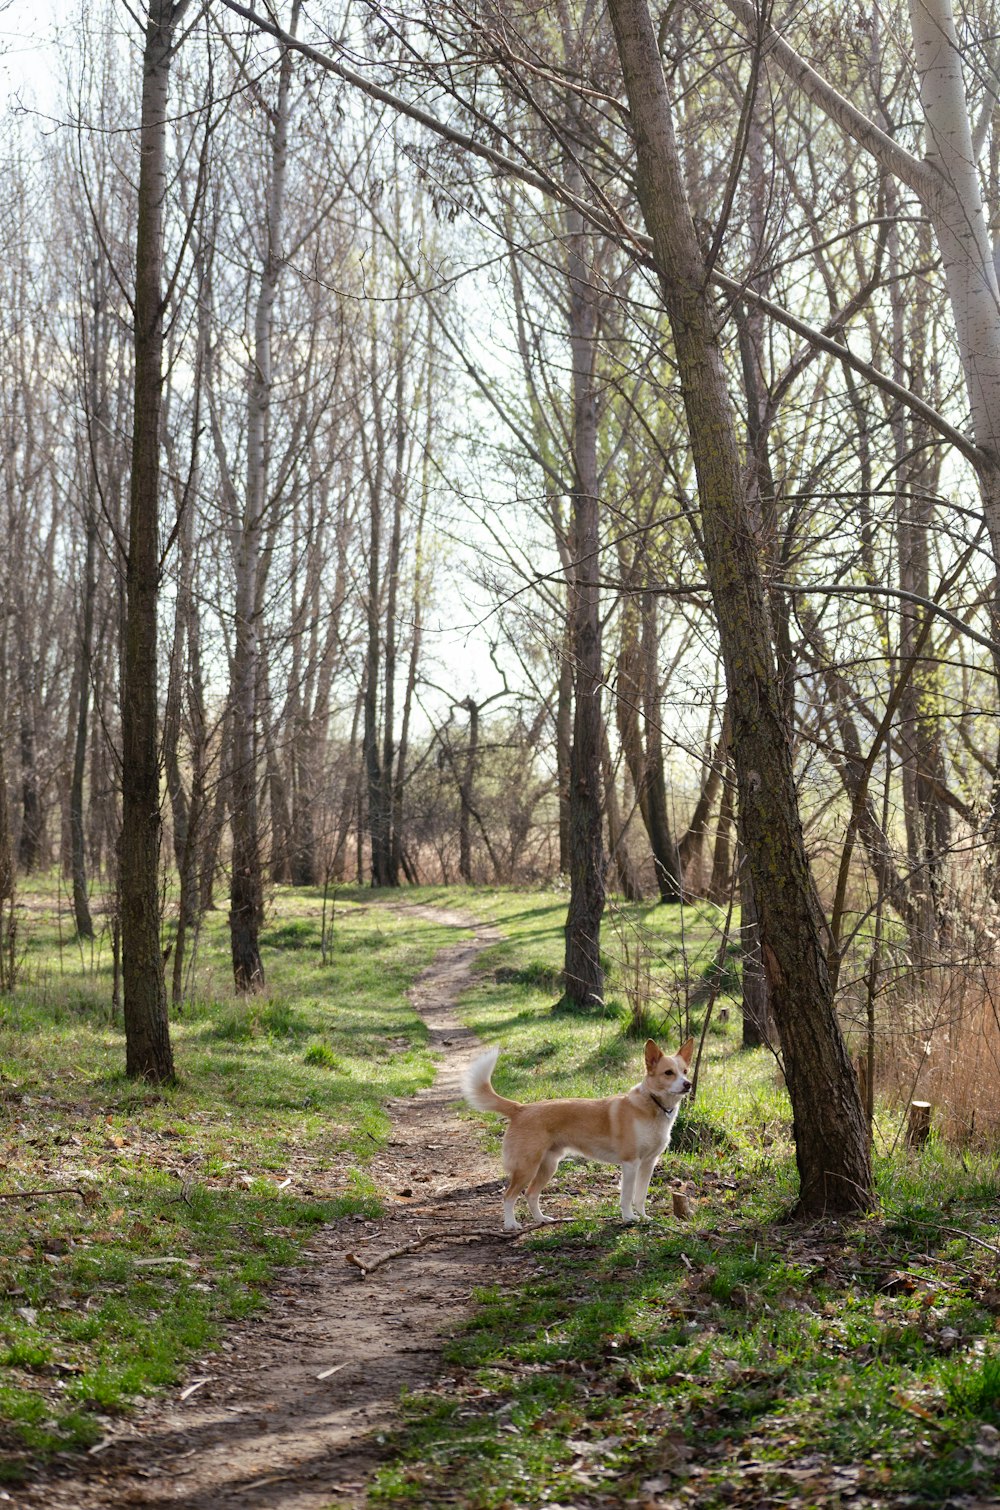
[0,1186,92,1203]
[888,1214,1000,1263]
[345,1219,571,1277]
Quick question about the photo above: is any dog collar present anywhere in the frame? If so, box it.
[648,1091,674,1116]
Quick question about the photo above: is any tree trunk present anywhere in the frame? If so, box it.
[378,336,406,885]
[362,503,393,884]
[602,721,643,900]
[70,507,97,939]
[15,603,41,872]
[289,735,318,887]
[607,0,872,1213]
[458,698,479,884]
[263,660,293,886]
[739,854,776,1050]
[708,767,736,905]
[556,633,573,874]
[121,0,184,1082]
[172,549,207,1009]
[229,2,298,984]
[361,311,395,888]
[615,581,680,901]
[562,182,605,1007]
[887,208,951,946]
[391,357,432,885]
[200,714,227,914]
[0,731,11,910]
[0,727,14,990]
[639,589,681,900]
[331,686,364,883]
[678,711,730,891]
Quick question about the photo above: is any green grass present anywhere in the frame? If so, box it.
[7,879,1000,1506]
[0,879,469,1475]
[359,886,1000,1508]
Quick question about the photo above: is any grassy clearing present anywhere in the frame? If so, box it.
[6,880,1000,1505]
[365,887,1000,1509]
[0,880,466,1477]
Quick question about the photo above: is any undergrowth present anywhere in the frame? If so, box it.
[361,886,1000,1509]
[0,881,463,1477]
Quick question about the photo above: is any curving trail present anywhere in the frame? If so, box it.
[20,907,525,1510]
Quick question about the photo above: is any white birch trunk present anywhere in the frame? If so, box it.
[909,0,1000,460]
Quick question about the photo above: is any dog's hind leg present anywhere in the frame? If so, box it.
[502,1171,527,1231]
[525,1151,560,1224]
[501,1128,533,1231]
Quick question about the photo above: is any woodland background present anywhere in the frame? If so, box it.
[2,0,1000,1205]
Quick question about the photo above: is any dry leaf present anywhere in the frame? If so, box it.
[892,1390,935,1421]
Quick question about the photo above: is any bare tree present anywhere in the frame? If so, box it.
[120,0,193,1081]
[606,0,873,1212]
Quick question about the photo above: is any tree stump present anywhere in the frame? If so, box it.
[907,1101,932,1148]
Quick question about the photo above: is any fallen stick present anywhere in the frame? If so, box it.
[344,1219,572,1277]
[0,1186,91,1202]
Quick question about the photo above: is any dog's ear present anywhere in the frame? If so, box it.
[677,1036,695,1068]
[644,1039,663,1071]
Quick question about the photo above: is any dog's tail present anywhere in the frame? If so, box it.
[461,1047,522,1119]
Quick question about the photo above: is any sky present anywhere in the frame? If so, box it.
[0,0,66,115]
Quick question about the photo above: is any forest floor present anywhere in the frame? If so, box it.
[13,906,527,1509]
[5,887,1000,1509]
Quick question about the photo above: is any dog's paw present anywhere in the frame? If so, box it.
[503,1219,522,1232]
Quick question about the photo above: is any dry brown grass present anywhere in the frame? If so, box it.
[876,972,1000,1145]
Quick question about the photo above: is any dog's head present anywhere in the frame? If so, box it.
[643,1037,694,1102]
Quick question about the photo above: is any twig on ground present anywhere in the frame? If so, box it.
[890,1214,1000,1263]
[0,1186,92,1202]
[344,1219,572,1277]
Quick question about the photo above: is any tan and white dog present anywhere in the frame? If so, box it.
[462,1037,694,1230]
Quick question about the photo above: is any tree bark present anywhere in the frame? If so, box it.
[556,633,573,874]
[562,181,605,1007]
[14,597,41,873]
[615,578,681,901]
[70,505,97,939]
[360,292,398,889]
[0,726,13,990]
[708,767,736,906]
[639,589,682,900]
[602,720,643,900]
[886,206,951,945]
[607,0,872,1213]
[739,854,776,1050]
[457,700,479,884]
[121,0,185,1082]
[678,712,730,891]
[229,1,299,984]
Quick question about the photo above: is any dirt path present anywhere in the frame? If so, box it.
[20,908,523,1510]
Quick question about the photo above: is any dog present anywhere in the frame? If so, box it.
[462,1036,694,1230]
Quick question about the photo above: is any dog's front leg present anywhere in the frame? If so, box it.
[619,1160,640,1222]
[633,1155,659,1218]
